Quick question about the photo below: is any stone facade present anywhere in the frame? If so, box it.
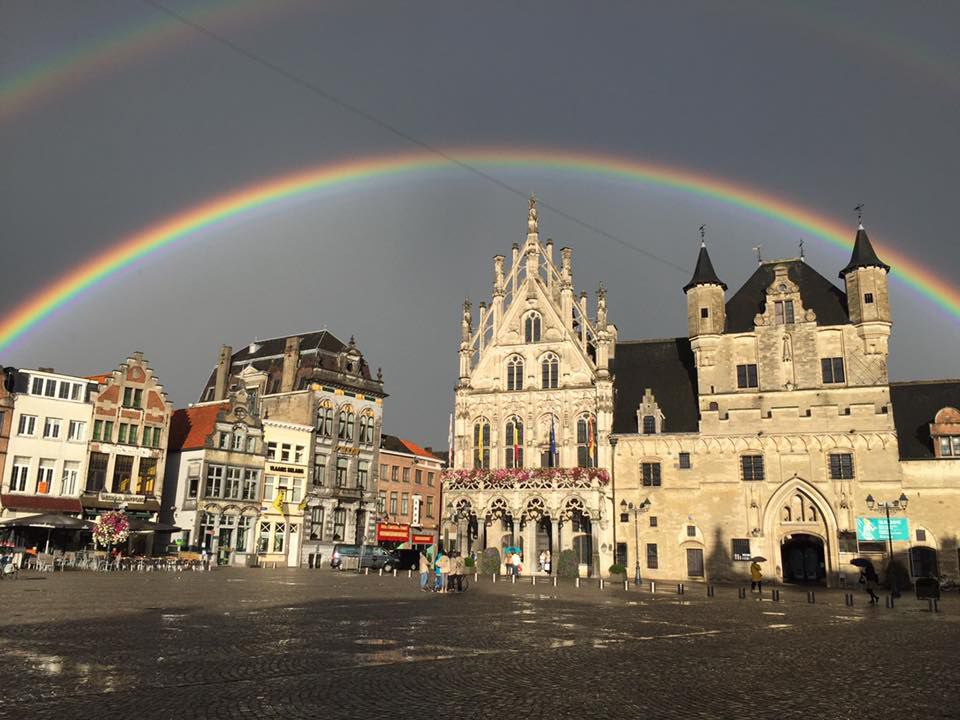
[198,330,386,568]
[0,368,13,493]
[445,198,617,575]
[446,206,960,584]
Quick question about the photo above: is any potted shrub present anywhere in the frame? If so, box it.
[608,563,627,582]
[557,549,580,579]
[464,556,476,570]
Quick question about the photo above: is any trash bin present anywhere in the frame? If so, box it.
[915,577,940,600]
[308,553,315,569]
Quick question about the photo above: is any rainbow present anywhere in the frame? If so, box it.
[0,0,268,124]
[1,148,957,352]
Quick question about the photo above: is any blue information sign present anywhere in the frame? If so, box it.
[856,516,909,542]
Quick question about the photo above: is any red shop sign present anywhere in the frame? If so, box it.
[376,522,409,542]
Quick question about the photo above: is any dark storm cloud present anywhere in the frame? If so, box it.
[1,0,958,444]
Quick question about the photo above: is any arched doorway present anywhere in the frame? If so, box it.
[780,533,826,584]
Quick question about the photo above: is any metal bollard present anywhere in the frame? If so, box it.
[511,574,516,584]
[475,572,479,582]
[532,575,536,585]
[393,569,397,577]
[807,591,816,604]
[378,568,382,577]
[364,567,369,576]
[650,580,656,594]
[677,583,684,595]
[492,573,497,583]
[624,580,629,591]
[407,569,412,578]
[845,593,854,607]
[707,584,715,597]
[599,578,605,590]
[885,595,895,609]
[738,587,746,599]
[575,577,580,588]
[772,589,780,602]
[552,576,558,587]
[928,599,940,613]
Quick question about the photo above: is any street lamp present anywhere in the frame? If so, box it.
[621,498,651,585]
[865,492,909,598]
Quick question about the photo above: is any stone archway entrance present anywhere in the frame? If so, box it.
[780,533,826,584]
[762,477,839,587]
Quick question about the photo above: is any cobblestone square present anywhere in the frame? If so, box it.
[0,569,957,720]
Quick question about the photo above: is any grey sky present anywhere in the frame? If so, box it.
[2,0,959,446]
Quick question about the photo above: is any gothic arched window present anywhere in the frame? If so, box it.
[505,417,524,468]
[642,415,656,434]
[473,419,491,469]
[507,356,524,391]
[524,312,542,343]
[337,406,355,441]
[541,353,559,389]
[317,401,334,438]
[576,414,597,468]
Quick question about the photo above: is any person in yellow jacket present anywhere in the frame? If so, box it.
[437,552,451,593]
[750,561,763,593]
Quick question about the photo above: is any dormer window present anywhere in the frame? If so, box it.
[524,312,542,343]
[774,300,795,325]
[642,416,656,434]
[931,407,960,458]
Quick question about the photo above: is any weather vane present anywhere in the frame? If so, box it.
[699,224,706,246]
[855,203,864,224]
[799,238,805,261]
[752,245,763,265]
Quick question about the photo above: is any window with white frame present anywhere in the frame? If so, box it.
[62,461,79,495]
[18,414,37,436]
[774,300,795,325]
[336,457,349,487]
[68,420,86,442]
[36,459,55,494]
[317,403,334,437]
[338,407,355,441]
[258,521,271,553]
[289,477,304,504]
[263,475,277,502]
[10,457,30,492]
[281,443,291,462]
[233,432,245,452]
[267,441,277,459]
[31,377,43,395]
[295,445,305,463]
[44,379,56,397]
[71,383,83,401]
[246,435,256,453]
[357,461,369,490]
[821,357,846,384]
[206,465,224,498]
[43,417,61,439]
[58,382,70,400]
[219,432,230,450]
[242,469,260,501]
[333,508,346,541]
[225,467,242,499]
[310,506,325,540]
[236,516,251,552]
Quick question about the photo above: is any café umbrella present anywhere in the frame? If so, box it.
[0,513,93,553]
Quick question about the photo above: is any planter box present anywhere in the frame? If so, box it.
[578,563,589,578]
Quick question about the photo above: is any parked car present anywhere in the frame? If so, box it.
[330,544,399,571]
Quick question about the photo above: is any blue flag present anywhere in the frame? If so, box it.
[549,416,557,467]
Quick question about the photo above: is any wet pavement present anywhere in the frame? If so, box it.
[0,569,957,719]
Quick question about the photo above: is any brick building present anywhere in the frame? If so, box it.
[377,434,444,547]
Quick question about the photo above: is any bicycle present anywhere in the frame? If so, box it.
[446,574,470,593]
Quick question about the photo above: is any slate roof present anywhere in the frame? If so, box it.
[889,380,960,460]
[725,260,849,333]
[683,244,727,292]
[611,338,700,434]
[168,403,228,452]
[231,330,347,363]
[840,225,890,278]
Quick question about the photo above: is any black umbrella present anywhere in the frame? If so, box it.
[126,518,181,533]
[850,558,874,568]
[0,514,93,553]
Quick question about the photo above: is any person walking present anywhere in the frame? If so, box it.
[511,551,522,578]
[437,552,451,593]
[539,550,546,573]
[750,560,763,593]
[418,550,431,591]
[861,565,881,604]
[450,552,464,592]
[544,549,551,574]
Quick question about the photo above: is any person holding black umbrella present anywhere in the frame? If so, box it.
[853,559,881,604]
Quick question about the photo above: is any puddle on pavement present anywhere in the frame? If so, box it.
[354,638,399,646]
[767,624,792,629]
[762,611,787,616]
[549,639,576,648]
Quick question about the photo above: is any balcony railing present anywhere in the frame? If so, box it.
[442,467,609,491]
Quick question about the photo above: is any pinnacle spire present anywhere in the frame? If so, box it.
[527,194,538,235]
[683,238,726,293]
[839,223,889,278]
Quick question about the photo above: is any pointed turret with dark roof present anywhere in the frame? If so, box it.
[683,242,727,293]
[839,224,890,278]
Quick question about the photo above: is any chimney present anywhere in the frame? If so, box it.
[281,336,301,392]
[213,345,232,401]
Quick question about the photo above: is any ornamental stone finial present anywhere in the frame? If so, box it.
[528,194,538,233]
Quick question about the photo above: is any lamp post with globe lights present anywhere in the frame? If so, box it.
[865,492,908,598]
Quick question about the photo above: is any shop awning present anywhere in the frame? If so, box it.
[127,518,181,533]
[1,494,83,513]
[0,513,92,529]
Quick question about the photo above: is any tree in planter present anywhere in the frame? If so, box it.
[557,549,580,579]
[480,547,501,575]
[884,559,912,591]
[608,563,627,579]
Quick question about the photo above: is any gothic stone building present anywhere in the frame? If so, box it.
[445,202,960,584]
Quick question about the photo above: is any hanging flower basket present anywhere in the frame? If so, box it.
[92,510,130,548]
